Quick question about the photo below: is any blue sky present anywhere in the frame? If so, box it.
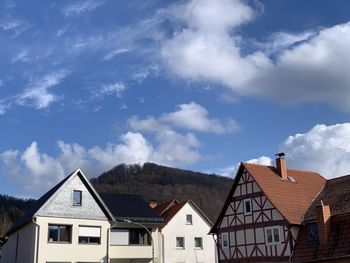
[2,0,350,197]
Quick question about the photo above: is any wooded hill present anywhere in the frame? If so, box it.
[0,163,233,236]
[0,195,35,236]
[91,162,233,221]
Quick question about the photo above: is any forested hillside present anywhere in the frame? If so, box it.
[0,163,233,236]
[91,162,233,221]
[0,195,35,236]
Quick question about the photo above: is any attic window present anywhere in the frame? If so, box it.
[73,190,82,206]
[244,199,252,215]
[307,223,319,243]
[186,214,193,225]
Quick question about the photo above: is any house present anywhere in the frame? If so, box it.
[100,193,164,263]
[0,169,163,263]
[153,199,217,263]
[210,154,326,263]
[292,175,350,263]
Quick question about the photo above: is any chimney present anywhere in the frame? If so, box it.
[316,202,331,246]
[149,200,158,209]
[275,152,287,180]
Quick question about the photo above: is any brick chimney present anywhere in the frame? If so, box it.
[275,152,287,180]
[149,200,158,209]
[316,202,331,246]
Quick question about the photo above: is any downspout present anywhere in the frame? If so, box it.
[107,221,118,263]
[212,234,219,263]
[32,217,40,263]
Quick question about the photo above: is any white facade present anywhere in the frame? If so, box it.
[159,202,216,263]
[216,169,298,262]
[1,169,161,263]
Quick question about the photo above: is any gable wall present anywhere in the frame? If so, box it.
[217,169,297,262]
[161,202,216,263]
[36,174,107,220]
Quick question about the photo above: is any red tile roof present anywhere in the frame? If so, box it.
[211,162,326,233]
[304,174,350,222]
[243,163,326,225]
[292,212,350,262]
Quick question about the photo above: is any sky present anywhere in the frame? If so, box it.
[2,0,350,197]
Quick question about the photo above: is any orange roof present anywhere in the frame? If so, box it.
[155,199,213,229]
[243,163,326,225]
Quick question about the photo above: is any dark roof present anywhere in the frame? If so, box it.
[6,172,72,235]
[6,169,114,236]
[211,162,326,233]
[99,193,163,223]
[292,212,350,262]
[304,175,350,222]
[155,199,212,229]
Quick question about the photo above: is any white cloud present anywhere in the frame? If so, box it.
[280,123,350,179]
[63,0,105,16]
[0,19,30,37]
[93,82,126,98]
[129,102,237,134]
[102,48,133,61]
[0,131,199,193]
[213,155,272,178]
[160,0,350,110]
[17,70,70,109]
[160,102,237,133]
[11,49,30,63]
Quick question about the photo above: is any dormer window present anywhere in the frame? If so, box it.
[244,199,252,215]
[186,214,193,225]
[73,190,82,206]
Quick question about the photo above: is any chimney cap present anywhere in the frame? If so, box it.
[275,152,285,158]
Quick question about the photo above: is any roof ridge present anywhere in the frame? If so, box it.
[243,162,322,175]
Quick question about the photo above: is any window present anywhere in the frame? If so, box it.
[265,226,280,244]
[129,228,151,245]
[221,232,229,248]
[48,224,72,243]
[186,214,193,225]
[176,237,185,249]
[73,190,82,206]
[110,229,129,245]
[79,226,101,244]
[307,223,319,243]
[244,199,252,215]
[194,237,203,249]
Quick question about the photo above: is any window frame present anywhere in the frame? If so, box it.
[194,237,203,249]
[72,190,82,206]
[78,225,101,245]
[221,232,229,248]
[243,198,252,215]
[186,214,193,225]
[265,226,281,245]
[47,224,72,244]
[176,236,185,249]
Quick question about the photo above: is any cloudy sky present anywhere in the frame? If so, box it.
[2,0,350,197]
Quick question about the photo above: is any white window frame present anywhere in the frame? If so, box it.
[176,236,185,249]
[265,226,281,245]
[186,214,193,225]
[221,232,229,248]
[194,237,203,249]
[72,189,82,206]
[244,198,252,215]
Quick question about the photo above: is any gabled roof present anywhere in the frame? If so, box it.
[211,162,326,233]
[304,174,350,222]
[6,169,114,236]
[155,199,213,230]
[99,193,164,224]
[292,212,350,262]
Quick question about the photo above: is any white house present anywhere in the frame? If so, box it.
[0,169,164,263]
[154,199,217,263]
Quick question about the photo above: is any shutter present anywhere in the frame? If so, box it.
[78,226,101,237]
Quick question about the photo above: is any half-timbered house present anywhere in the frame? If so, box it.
[210,154,326,263]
